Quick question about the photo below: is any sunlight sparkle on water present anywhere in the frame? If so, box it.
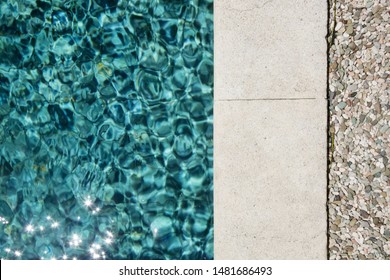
[14,250,21,257]
[0,216,9,225]
[69,234,82,247]
[84,196,93,207]
[51,221,59,228]
[25,224,34,233]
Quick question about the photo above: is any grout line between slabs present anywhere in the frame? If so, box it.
[216,98,317,101]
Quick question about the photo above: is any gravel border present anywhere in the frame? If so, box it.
[328,0,390,259]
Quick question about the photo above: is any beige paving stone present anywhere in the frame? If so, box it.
[214,100,327,259]
[214,0,327,259]
[215,0,327,100]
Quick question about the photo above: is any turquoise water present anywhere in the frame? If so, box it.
[0,0,213,260]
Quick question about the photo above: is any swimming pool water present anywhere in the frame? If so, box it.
[0,0,213,260]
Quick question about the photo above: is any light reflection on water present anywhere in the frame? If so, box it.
[0,0,213,260]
